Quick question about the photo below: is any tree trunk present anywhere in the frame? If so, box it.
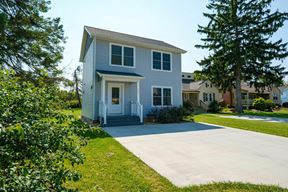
[235,62,243,113]
[232,0,242,113]
[229,89,233,107]
[74,70,81,107]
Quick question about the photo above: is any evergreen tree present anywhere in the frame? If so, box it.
[196,0,288,112]
[0,0,65,77]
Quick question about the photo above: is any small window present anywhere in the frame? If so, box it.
[210,83,212,88]
[163,88,172,105]
[111,44,134,67]
[124,47,134,66]
[203,93,208,102]
[273,93,278,100]
[111,45,122,66]
[182,75,184,77]
[152,51,171,71]
[112,87,120,104]
[153,88,162,106]
[205,83,209,88]
[153,52,161,70]
[153,87,172,106]
[187,75,191,78]
[209,93,212,101]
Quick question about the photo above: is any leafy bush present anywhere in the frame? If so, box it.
[183,100,194,114]
[252,97,275,111]
[148,107,186,123]
[66,99,81,108]
[0,70,90,191]
[208,101,220,112]
[283,102,288,108]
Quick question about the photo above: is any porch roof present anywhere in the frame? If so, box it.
[96,70,144,80]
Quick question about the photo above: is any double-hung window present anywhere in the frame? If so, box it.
[111,44,134,67]
[152,87,172,106]
[152,51,171,71]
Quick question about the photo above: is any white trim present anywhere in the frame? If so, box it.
[151,50,172,72]
[137,80,140,103]
[107,83,125,115]
[151,86,173,107]
[109,43,136,68]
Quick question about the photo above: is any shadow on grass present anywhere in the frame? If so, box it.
[76,127,111,139]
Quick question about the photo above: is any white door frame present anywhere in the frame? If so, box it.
[107,83,124,115]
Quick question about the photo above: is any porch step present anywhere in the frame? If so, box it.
[104,115,143,127]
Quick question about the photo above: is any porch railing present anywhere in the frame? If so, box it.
[99,101,107,125]
[131,101,143,123]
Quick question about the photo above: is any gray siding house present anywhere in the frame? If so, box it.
[79,26,186,126]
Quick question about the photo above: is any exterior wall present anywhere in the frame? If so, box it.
[82,39,95,120]
[269,87,282,105]
[281,88,288,104]
[95,39,182,116]
[222,87,282,107]
[198,82,222,105]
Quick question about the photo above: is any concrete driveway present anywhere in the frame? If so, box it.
[103,123,288,188]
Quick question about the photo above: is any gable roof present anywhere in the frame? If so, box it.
[182,81,204,92]
[240,82,277,94]
[79,26,187,62]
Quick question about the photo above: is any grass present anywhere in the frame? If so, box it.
[243,108,288,118]
[63,109,288,191]
[194,113,288,138]
[220,107,288,118]
[61,108,81,119]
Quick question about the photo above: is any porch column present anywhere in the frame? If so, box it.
[101,78,106,124]
[246,92,249,107]
[136,80,140,103]
[101,78,105,102]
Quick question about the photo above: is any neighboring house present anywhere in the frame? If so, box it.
[79,26,186,126]
[280,85,288,104]
[182,72,194,84]
[182,73,222,109]
[223,82,282,108]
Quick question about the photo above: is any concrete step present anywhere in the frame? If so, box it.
[105,115,142,127]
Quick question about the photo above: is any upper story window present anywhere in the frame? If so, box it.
[110,44,135,67]
[152,51,172,71]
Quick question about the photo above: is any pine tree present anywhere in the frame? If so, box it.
[0,0,65,78]
[196,0,288,113]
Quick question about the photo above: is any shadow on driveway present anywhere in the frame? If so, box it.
[103,122,223,138]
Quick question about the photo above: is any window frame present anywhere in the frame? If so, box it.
[109,43,136,68]
[151,50,172,72]
[151,86,173,107]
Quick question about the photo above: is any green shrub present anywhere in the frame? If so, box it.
[252,97,275,111]
[183,100,194,114]
[66,99,81,108]
[208,101,220,112]
[148,107,186,123]
[0,70,90,191]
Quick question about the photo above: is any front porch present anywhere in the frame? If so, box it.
[96,70,144,126]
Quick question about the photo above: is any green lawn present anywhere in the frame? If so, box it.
[63,109,288,191]
[194,113,288,138]
[220,108,288,118]
[61,108,81,119]
[243,108,288,118]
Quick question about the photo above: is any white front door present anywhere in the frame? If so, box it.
[108,83,124,115]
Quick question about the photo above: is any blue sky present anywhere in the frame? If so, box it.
[47,0,288,79]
